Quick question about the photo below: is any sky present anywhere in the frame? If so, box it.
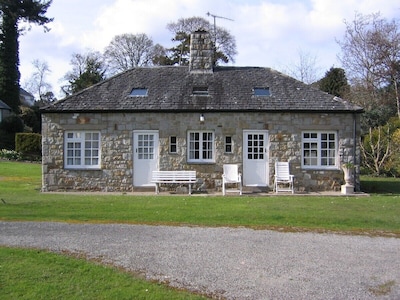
[18,0,400,99]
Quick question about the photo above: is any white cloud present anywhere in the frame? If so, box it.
[18,0,400,99]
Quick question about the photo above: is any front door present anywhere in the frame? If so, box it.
[133,130,159,187]
[243,130,269,186]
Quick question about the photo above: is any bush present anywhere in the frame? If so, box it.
[15,133,41,160]
[15,133,41,153]
[0,149,22,160]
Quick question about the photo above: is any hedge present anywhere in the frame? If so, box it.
[15,133,42,158]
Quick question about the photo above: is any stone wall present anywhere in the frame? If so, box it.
[42,111,360,192]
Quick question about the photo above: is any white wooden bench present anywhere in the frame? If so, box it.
[151,170,197,194]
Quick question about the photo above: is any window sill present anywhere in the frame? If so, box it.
[301,166,340,171]
[64,167,102,171]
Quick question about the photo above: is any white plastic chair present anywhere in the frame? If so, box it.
[274,161,294,194]
[222,164,242,195]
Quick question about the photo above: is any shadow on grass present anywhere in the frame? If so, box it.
[361,176,400,194]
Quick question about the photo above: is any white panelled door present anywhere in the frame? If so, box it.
[133,130,159,187]
[243,130,269,186]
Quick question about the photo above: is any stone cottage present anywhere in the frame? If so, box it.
[41,30,363,193]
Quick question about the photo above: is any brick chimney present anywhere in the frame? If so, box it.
[189,30,213,73]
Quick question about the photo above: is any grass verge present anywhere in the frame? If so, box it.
[0,247,207,300]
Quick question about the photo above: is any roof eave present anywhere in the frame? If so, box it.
[41,108,365,114]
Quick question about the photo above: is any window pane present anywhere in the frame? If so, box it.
[225,136,232,153]
[302,131,336,168]
[65,131,100,168]
[188,131,213,162]
[130,88,148,96]
[253,87,270,96]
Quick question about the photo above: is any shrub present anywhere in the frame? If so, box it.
[15,133,41,160]
[0,149,22,160]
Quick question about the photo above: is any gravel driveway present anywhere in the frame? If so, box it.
[1,221,399,299]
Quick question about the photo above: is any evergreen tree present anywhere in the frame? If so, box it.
[0,0,53,113]
[163,17,237,66]
[63,51,107,95]
[319,67,349,98]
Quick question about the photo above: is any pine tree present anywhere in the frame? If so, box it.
[319,67,349,98]
[0,0,53,113]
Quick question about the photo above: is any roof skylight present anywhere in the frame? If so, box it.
[192,86,209,96]
[129,88,148,97]
[253,87,270,96]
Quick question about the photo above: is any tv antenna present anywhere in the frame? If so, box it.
[206,12,234,42]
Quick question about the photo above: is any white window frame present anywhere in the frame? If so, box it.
[187,131,215,163]
[302,131,338,169]
[64,131,101,169]
[225,136,233,153]
[169,136,177,153]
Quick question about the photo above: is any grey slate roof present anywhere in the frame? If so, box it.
[43,66,363,113]
[0,99,11,110]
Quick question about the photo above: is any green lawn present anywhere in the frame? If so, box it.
[0,247,207,300]
[1,161,399,235]
[1,160,399,299]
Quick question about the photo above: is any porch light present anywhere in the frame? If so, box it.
[200,114,205,123]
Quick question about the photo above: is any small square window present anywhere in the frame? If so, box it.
[253,87,270,96]
[129,88,148,97]
[170,136,177,153]
[225,136,233,153]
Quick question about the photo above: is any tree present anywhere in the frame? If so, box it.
[161,31,191,66]
[20,105,40,133]
[150,43,170,66]
[24,59,53,102]
[337,12,400,118]
[104,33,164,74]
[63,51,107,95]
[285,49,320,84]
[164,16,237,66]
[360,118,400,176]
[318,67,350,98]
[0,0,53,113]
